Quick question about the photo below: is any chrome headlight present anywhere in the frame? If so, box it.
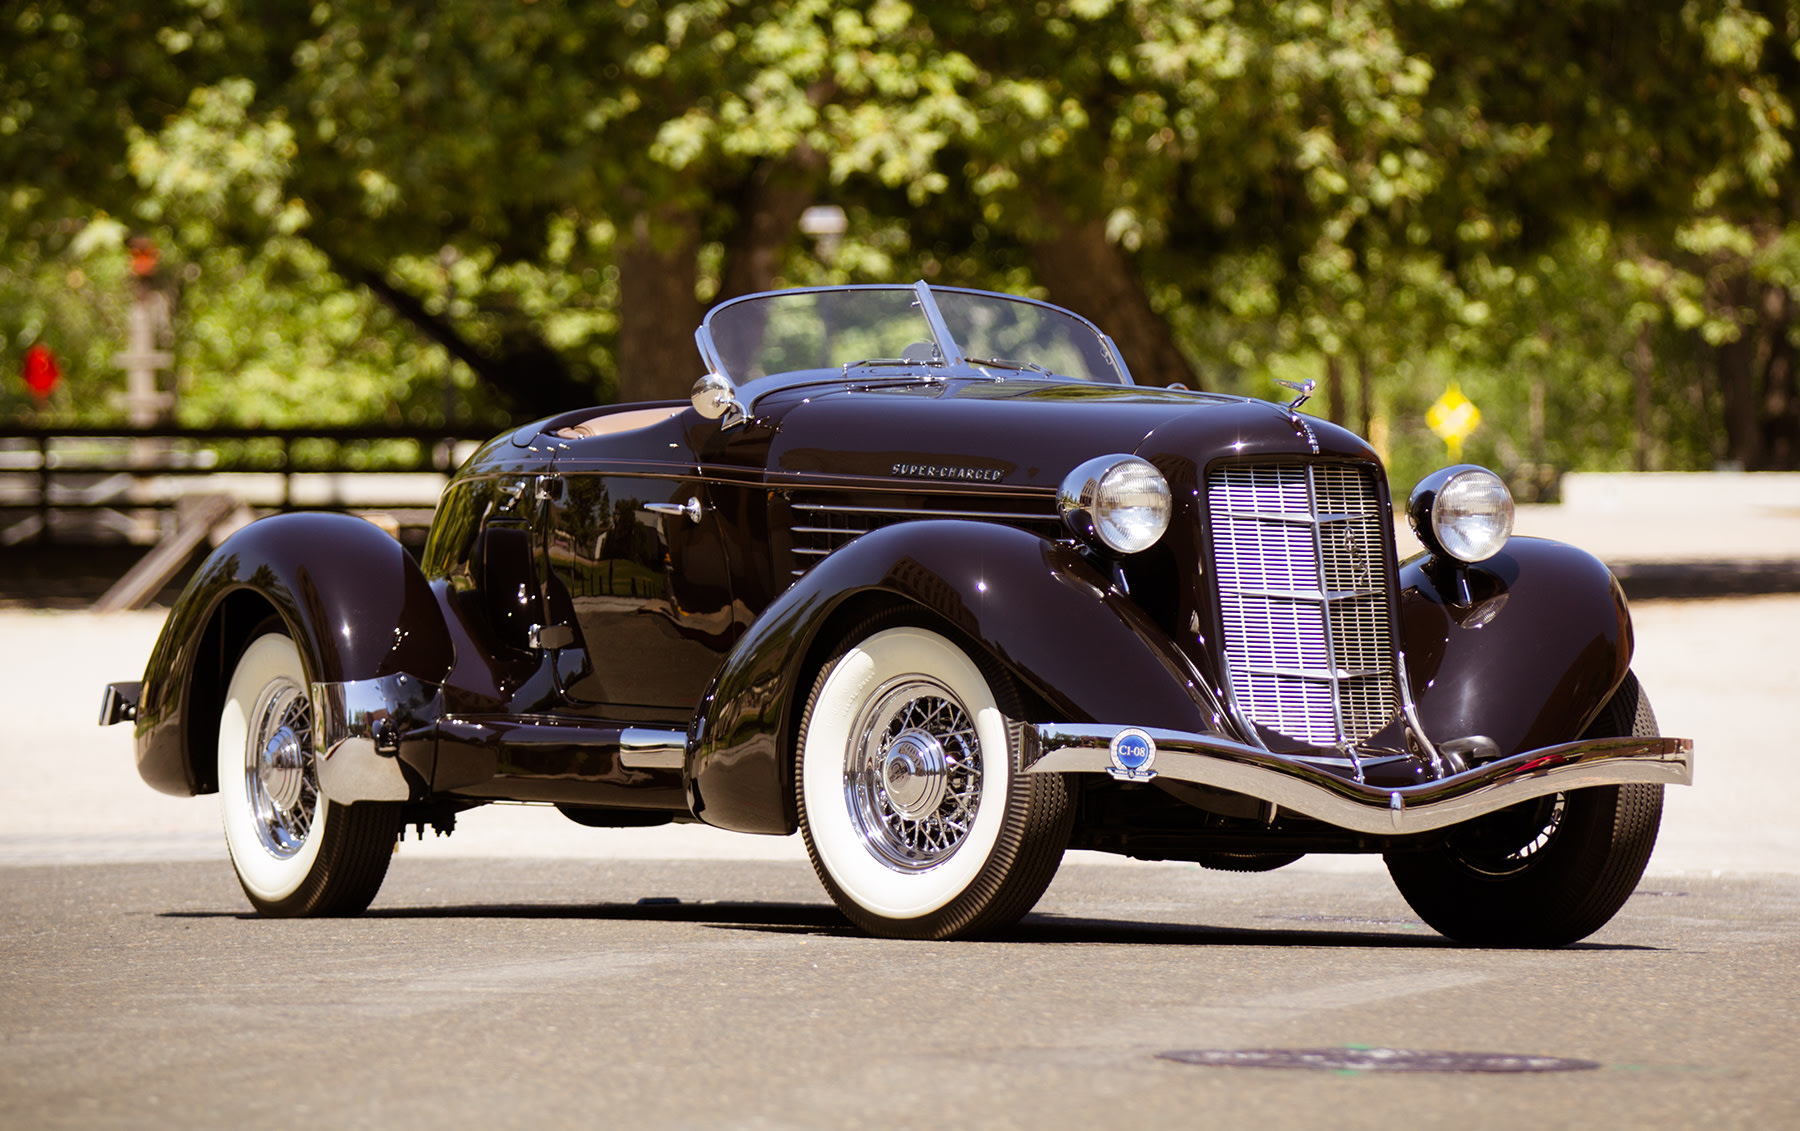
[1408,465,1514,563]
[1059,455,1172,555]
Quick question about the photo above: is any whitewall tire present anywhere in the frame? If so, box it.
[797,617,1071,939]
[217,629,399,917]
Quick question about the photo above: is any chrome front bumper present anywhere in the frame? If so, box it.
[1023,723,1693,836]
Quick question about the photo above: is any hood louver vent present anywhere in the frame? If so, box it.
[788,498,1061,577]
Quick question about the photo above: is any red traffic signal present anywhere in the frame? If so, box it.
[22,343,61,400]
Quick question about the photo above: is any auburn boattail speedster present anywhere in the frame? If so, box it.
[103,282,1692,945]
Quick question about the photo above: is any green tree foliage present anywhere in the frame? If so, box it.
[3,0,1797,480]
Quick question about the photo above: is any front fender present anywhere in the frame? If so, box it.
[133,513,453,797]
[1401,537,1632,758]
[689,520,1221,834]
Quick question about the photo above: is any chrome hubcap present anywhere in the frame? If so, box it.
[845,677,982,872]
[259,726,306,812]
[244,676,318,860]
[880,729,950,819]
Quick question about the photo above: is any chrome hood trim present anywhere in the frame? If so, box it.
[1023,723,1693,836]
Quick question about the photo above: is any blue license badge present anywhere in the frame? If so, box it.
[1107,728,1158,781]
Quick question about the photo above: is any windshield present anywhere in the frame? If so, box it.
[704,288,931,381]
[697,283,1128,386]
[933,290,1120,382]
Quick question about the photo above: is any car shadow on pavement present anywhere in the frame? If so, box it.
[719,914,1460,948]
[160,900,1660,950]
[730,913,1657,951]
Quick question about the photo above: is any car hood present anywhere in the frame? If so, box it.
[754,379,1378,491]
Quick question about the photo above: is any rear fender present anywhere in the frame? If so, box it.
[133,513,453,797]
[689,520,1221,834]
[1401,537,1632,758]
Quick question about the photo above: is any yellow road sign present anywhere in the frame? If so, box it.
[1426,384,1480,460]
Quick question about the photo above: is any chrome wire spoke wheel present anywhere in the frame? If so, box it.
[243,675,319,860]
[844,678,983,871]
[797,618,1072,940]
[218,628,399,917]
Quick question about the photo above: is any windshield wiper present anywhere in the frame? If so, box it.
[843,358,924,371]
[965,356,1053,376]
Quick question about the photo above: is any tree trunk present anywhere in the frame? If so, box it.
[1529,374,1548,501]
[1028,209,1200,390]
[717,151,826,303]
[1325,354,1345,425]
[617,210,704,404]
[1632,321,1653,472]
[1759,283,1797,470]
[1715,274,1763,470]
[1354,347,1373,437]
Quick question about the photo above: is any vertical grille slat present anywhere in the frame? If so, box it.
[1208,464,1397,746]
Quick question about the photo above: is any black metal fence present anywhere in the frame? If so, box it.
[0,424,502,546]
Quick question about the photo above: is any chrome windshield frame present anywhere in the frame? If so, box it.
[693,281,1130,391]
[912,279,967,367]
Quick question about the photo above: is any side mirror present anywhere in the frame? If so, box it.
[691,372,747,430]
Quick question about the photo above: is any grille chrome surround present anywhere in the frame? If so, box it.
[788,499,1061,576]
[1208,463,1398,747]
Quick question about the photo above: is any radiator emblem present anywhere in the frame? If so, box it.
[1108,728,1158,781]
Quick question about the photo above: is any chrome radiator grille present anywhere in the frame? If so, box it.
[1207,463,1397,746]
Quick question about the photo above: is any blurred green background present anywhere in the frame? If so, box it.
[4,0,1798,497]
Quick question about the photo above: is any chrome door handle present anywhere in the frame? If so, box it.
[644,498,708,524]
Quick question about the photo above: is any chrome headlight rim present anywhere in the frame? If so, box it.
[1058,454,1172,555]
[1408,464,1515,564]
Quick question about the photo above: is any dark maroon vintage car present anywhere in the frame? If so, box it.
[104,282,1691,945]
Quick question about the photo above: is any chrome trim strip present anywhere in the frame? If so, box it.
[793,504,1058,523]
[693,325,724,380]
[1222,510,1376,526]
[1240,665,1386,682]
[1396,650,1451,776]
[1099,332,1135,384]
[619,728,688,771]
[1022,722,1693,836]
[1163,640,1234,738]
[1303,465,1352,753]
[310,674,441,803]
[1217,648,1272,752]
[771,473,1056,496]
[1225,587,1386,602]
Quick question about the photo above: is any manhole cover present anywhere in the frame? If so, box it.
[1157,1047,1601,1074]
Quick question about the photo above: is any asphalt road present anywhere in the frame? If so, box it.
[4,858,1796,1130]
[3,596,1799,1128]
